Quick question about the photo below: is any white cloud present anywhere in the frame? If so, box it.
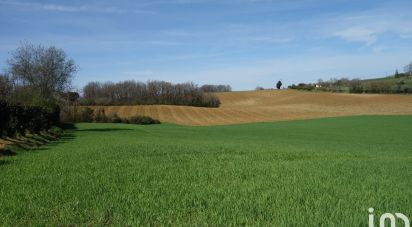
[333,27,377,46]
[0,0,152,14]
[323,5,412,46]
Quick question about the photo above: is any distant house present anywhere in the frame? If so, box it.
[315,84,322,88]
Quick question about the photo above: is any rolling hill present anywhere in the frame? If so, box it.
[93,90,412,126]
[363,75,412,86]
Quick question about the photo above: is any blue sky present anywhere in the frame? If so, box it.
[0,0,411,90]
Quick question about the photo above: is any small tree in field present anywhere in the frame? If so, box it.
[395,69,400,78]
[276,80,282,89]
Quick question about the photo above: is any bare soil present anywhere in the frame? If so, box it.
[96,90,412,126]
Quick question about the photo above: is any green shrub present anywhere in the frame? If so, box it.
[94,108,108,123]
[288,83,315,91]
[0,102,8,136]
[73,108,160,125]
[0,101,60,138]
[126,115,160,125]
[108,114,122,123]
[80,108,94,122]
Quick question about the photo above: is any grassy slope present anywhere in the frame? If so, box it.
[1,116,412,225]
[363,75,412,86]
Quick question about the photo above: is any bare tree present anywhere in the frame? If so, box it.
[80,80,221,107]
[200,84,231,92]
[7,42,78,106]
[404,62,412,77]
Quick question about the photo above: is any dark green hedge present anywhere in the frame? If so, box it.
[0,101,60,137]
[124,116,160,125]
[75,107,160,125]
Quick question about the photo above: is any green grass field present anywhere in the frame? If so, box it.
[1,116,412,225]
[364,75,412,87]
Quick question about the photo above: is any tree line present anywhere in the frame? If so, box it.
[80,80,223,107]
[289,63,412,94]
[200,84,232,92]
[289,78,412,94]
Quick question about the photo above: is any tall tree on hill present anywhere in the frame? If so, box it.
[276,80,282,89]
[6,42,78,107]
[395,69,400,78]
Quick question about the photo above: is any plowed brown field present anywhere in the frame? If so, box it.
[93,90,412,126]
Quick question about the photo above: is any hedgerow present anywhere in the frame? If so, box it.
[124,116,160,125]
[0,101,60,138]
[80,80,221,107]
[73,107,160,125]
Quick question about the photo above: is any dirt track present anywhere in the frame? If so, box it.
[95,90,412,126]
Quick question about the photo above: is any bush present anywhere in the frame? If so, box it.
[73,108,159,125]
[1,104,11,137]
[126,116,160,125]
[108,114,122,123]
[94,108,108,123]
[197,93,220,108]
[80,107,94,122]
[349,80,364,93]
[288,83,315,91]
[0,101,60,138]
